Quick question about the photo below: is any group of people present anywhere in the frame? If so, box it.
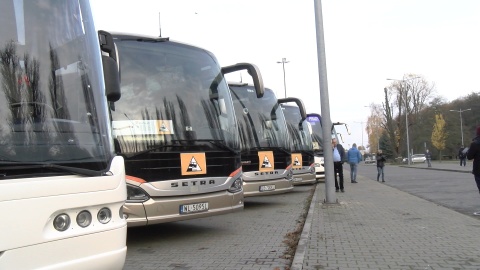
[331,126,480,215]
[331,138,386,192]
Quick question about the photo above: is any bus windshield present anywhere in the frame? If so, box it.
[306,114,324,155]
[111,39,239,153]
[0,0,112,172]
[282,105,313,152]
[230,86,289,151]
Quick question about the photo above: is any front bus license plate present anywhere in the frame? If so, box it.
[180,202,209,214]
[259,185,275,192]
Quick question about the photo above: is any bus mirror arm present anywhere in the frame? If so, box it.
[278,97,307,121]
[221,63,264,98]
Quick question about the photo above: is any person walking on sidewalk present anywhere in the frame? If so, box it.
[376,149,386,182]
[466,126,480,215]
[459,146,467,166]
[332,138,346,192]
[425,149,432,167]
[347,143,362,183]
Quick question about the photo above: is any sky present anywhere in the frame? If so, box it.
[90,0,480,150]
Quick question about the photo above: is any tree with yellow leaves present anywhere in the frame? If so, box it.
[431,114,447,161]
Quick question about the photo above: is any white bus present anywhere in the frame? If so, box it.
[0,1,127,269]
[279,98,316,185]
[306,113,348,181]
[107,32,264,226]
[230,84,294,197]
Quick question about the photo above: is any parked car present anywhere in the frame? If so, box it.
[403,154,426,163]
[364,156,376,164]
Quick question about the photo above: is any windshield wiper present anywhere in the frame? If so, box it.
[0,162,106,177]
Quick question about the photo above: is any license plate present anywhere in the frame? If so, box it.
[293,177,302,182]
[180,202,209,214]
[259,185,275,192]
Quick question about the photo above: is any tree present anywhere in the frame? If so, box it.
[431,114,447,160]
[386,74,436,155]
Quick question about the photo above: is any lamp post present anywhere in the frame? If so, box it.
[387,76,419,165]
[354,121,366,150]
[277,58,289,98]
[449,108,471,147]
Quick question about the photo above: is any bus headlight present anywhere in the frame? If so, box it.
[53,213,70,231]
[228,177,243,193]
[98,208,112,224]
[76,210,92,228]
[287,169,294,181]
[127,184,149,202]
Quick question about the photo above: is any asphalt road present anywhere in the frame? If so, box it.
[354,161,480,217]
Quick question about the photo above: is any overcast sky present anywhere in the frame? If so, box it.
[91,0,480,150]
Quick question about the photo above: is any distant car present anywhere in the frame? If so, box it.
[403,154,426,163]
[364,156,376,164]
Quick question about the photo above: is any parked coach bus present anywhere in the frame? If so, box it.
[0,1,127,269]
[306,113,347,181]
[108,32,264,226]
[279,99,316,185]
[230,83,293,197]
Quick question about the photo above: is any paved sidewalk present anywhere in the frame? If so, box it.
[292,166,480,270]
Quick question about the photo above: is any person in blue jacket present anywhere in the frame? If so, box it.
[347,143,363,183]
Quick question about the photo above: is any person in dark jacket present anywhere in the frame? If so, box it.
[458,146,467,166]
[332,138,346,192]
[466,126,480,215]
[376,149,386,182]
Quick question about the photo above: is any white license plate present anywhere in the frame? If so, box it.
[180,202,209,214]
[259,185,275,192]
[294,177,302,182]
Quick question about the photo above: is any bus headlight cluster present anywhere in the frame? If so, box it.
[53,207,114,232]
[228,177,243,193]
[126,184,150,202]
[287,169,294,181]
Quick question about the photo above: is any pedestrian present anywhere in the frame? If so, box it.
[376,149,386,182]
[332,138,346,192]
[347,143,362,183]
[458,146,467,166]
[466,126,480,215]
[425,149,432,167]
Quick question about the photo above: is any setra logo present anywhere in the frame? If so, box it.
[180,153,207,175]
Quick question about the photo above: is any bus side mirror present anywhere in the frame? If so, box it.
[99,30,121,102]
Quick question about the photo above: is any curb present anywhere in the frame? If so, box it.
[399,165,472,174]
[290,183,318,270]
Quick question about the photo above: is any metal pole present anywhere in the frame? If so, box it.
[460,111,464,147]
[404,84,411,165]
[277,58,289,98]
[450,108,471,147]
[314,0,336,204]
[282,61,287,98]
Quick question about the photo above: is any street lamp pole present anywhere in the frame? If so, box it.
[354,121,366,149]
[277,58,289,98]
[387,76,419,165]
[449,108,471,147]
